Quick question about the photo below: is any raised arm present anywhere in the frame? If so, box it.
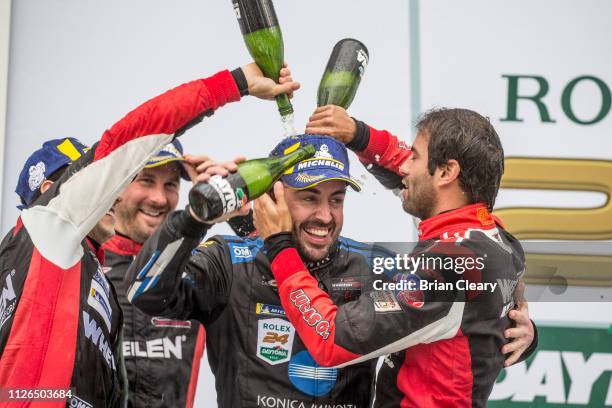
[305,105,411,189]
[125,209,234,323]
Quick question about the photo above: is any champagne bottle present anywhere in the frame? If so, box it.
[232,0,293,117]
[189,145,316,221]
[317,38,369,109]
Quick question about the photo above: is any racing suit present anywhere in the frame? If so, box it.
[103,234,206,408]
[0,69,242,407]
[263,123,536,407]
[125,210,381,408]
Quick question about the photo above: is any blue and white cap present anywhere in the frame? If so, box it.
[270,134,360,191]
[144,139,190,180]
[15,137,89,209]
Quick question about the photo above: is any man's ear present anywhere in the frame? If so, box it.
[39,179,55,194]
[437,159,461,186]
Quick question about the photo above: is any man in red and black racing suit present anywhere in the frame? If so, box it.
[0,63,296,407]
[255,107,536,407]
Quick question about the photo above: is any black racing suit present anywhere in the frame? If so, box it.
[103,234,206,408]
[124,210,380,408]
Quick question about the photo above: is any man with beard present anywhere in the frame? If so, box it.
[102,139,205,407]
[126,135,381,407]
[0,62,298,407]
[253,108,534,407]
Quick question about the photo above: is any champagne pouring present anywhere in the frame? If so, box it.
[189,145,315,221]
[232,0,297,137]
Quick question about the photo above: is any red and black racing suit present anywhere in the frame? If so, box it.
[103,234,206,408]
[0,69,242,407]
[263,123,535,408]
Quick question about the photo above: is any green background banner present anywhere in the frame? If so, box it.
[490,326,612,407]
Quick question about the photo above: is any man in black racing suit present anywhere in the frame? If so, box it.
[126,135,378,407]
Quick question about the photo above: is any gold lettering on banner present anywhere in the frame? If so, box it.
[495,157,612,286]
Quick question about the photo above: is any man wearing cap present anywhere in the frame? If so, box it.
[103,139,207,408]
[255,108,535,407]
[125,135,382,407]
[0,62,299,407]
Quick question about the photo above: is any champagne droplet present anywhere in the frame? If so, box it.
[281,113,297,137]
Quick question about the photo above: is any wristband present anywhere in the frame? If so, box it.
[231,68,249,97]
[346,118,370,152]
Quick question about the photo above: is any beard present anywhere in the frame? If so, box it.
[292,218,339,263]
[114,200,167,244]
[402,177,437,220]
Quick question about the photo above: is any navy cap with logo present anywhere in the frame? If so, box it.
[270,134,361,191]
[15,137,89,209]
[144,139,190,181]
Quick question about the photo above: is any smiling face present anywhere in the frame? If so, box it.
[398,132,438,220]
[283,180,346,262]
[114,164,181,243]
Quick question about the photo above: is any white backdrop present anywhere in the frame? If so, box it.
[0,0,415,244]
[3,1,612,406]
[1,1,415,405]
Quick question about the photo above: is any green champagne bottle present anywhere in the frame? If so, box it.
[189,144,316,221]
[317,38,369,109]
[232,0,293,117]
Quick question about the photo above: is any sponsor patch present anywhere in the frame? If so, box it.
[330,277,363,291]
[288,351,337,397]
[198,240,217,248]
[396,274,425,309]
[228,242,259,264]
[87,268,113,331]
[83,311,116,370]
[370,290,402,313]
[123,335,185,359]
[68,395,92,408]
[256,318,295,365]
[256,303,285,317]
[289,289,331,340]
[260,278,278,291]
[0,271,17,331]
[151,317,192,329]
[476,207,495,227]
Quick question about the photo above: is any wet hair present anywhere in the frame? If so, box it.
[416,108,504,210]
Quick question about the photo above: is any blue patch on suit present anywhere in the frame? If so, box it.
[228,241,261,264]
[288,351,337,397]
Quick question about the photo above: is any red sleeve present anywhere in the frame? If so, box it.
[271,248,361,367]
[272,245,466,368]
[94,70,240,161]
[21,70,241,270]
[355,125,412,175]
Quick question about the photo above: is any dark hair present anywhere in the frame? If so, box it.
[416,108,504,210]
